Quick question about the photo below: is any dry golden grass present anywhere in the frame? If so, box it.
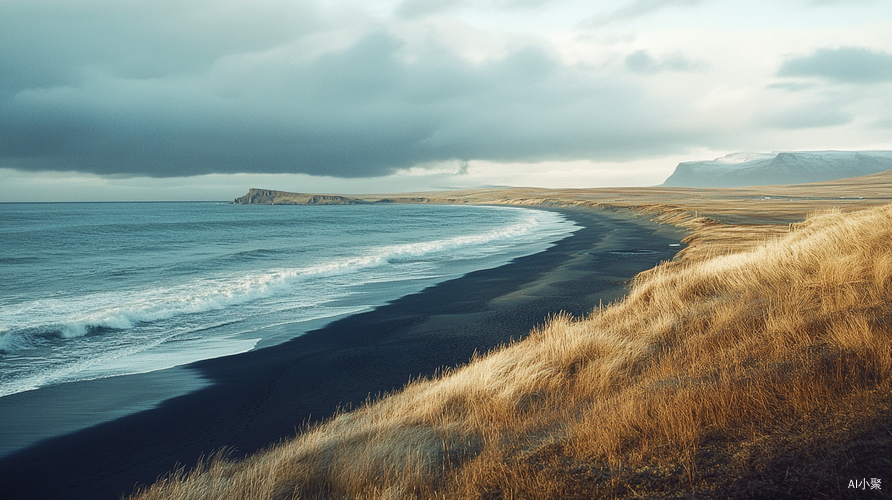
[131,196,892,499]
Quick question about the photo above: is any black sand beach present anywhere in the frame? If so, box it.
[0,207,685,500]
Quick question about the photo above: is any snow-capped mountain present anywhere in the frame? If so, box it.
[662,151,892,188]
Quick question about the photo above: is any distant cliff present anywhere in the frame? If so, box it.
[233,188,431,205]
[662,151,892,188]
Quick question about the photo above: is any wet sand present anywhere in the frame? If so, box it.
[0,207,685,500]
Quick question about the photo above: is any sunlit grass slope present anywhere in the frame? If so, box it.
[132,204,892,499]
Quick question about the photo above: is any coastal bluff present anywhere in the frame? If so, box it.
[233,188,432,205]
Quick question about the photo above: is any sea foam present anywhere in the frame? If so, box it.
[5,212,551,347]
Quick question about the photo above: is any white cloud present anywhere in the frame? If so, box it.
[580,0,711,27]
[625,50,707,73]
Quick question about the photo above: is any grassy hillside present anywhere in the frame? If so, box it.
[131,192,892,498]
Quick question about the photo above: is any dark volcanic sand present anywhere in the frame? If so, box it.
[0,207,685,500]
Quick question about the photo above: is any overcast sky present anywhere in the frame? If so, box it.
[2,0,891,201]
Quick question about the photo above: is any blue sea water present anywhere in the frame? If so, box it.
[0,202,576,399]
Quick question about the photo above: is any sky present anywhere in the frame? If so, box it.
[1,0,891,201]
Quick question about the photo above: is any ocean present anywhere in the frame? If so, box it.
[0,202,576,399]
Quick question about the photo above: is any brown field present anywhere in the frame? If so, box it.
[132,172,892,499]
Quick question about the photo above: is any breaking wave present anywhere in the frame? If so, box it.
[0,203,576,398]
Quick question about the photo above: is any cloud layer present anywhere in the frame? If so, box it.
[0,0,705,178]
[1,0,891,184]
[777,46,892,83]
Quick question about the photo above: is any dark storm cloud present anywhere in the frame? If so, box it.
[0,0,698,178]
[0,0,320,92]
[777,46,892,84]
